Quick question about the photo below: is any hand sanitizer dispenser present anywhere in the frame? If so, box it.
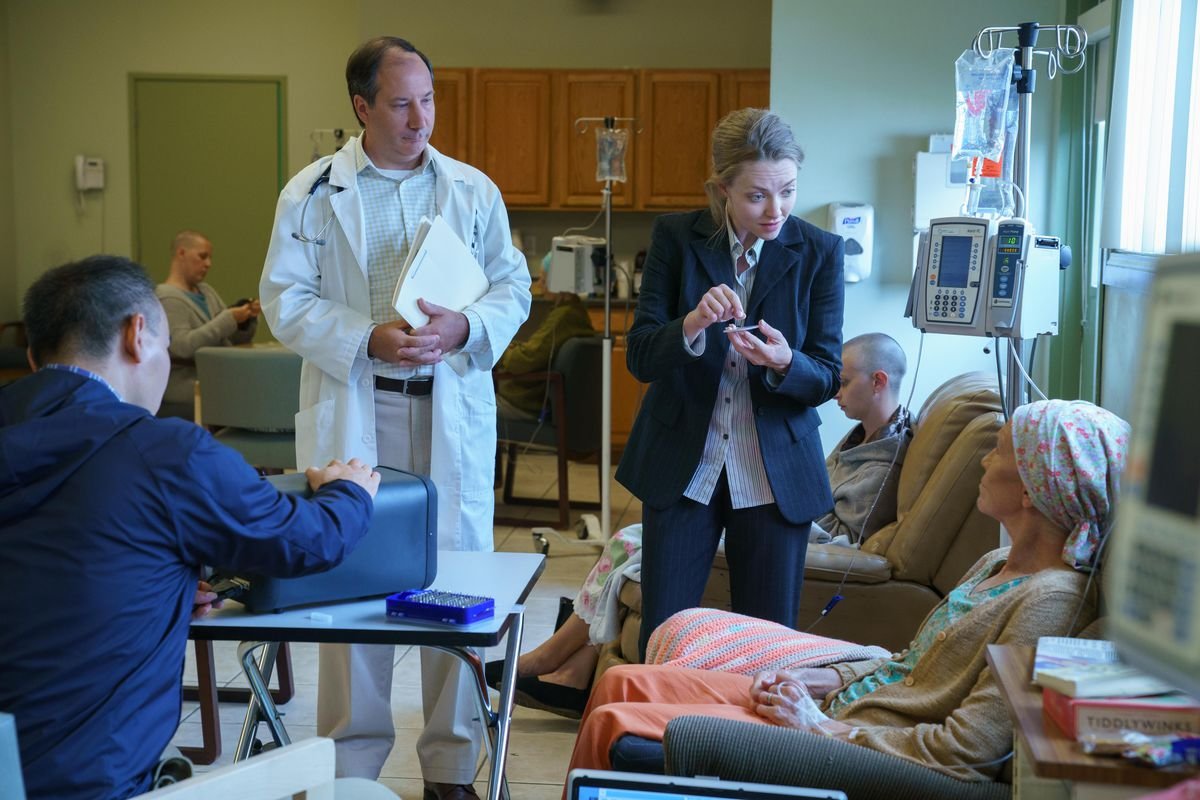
[828,202,873,282]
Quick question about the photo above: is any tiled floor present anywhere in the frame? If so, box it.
[172,452,642,799]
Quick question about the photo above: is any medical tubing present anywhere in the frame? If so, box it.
[995,342,1009,421]
[1069,520,1115,634]
[1007,338,1048,401]
[561,204,605,237]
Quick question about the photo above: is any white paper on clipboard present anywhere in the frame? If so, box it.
[391,215,489,327]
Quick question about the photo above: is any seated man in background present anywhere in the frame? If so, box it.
[0,255,379,800]
[155,230,260,419]
[495,273,595,421]
[485,332,912,718]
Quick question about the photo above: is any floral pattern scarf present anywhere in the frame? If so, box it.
[1010,400,1131,570]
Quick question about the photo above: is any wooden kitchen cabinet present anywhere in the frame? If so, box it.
[720,69,771,116]
[553,71,637,209]
[430,69,470,162]
[470,70,552,206]
[444,67,767,212]
[636,70,720,209]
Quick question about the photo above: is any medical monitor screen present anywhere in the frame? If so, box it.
[1145,321,1200,519]
[938,236,972,288]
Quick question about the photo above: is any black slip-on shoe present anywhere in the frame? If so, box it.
[513,675,590,720]
[423,783,479,800]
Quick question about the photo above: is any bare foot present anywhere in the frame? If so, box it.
[535,643,599,690]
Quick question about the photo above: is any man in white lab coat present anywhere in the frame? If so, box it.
[259,36,531,800]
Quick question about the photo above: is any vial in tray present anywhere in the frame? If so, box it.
[386,589,495,625]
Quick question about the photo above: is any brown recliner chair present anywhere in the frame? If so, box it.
[595,371,1004,677]
[793,371,1004,650]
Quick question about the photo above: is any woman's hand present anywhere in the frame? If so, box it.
[753,677,855,737]
[751,667,843,706]
[683,284,745,342]
[727,318,792,374]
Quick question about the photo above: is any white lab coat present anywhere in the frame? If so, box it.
[260,139,531,553]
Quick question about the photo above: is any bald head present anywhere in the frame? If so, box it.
[843,333,906,400]
[167,230,213,292]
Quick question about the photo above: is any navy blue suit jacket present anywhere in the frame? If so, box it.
[616,210,845,524]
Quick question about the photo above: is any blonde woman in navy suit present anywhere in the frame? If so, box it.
[616,108,845,659]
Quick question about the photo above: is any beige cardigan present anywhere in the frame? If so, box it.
[826,547,1095,780]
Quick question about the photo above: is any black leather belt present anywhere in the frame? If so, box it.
[374,376,434,396]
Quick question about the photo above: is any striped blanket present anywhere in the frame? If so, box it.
[646,608,891,674]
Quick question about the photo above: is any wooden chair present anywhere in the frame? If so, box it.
[0,321,31,385]
[494,335,604,528]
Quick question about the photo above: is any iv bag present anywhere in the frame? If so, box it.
[966,82,1019,217]
[952,49,1014,162]
[596,128,628,183]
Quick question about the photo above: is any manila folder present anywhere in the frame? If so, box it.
[391,215,489,328]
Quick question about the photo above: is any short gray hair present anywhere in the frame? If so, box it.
[704,108,805,231]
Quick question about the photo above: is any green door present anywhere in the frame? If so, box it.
[131,75,286,342]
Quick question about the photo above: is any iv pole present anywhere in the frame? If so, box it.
[969,22,1085,547]
[574,115,637,543]
[972,21,1086,414]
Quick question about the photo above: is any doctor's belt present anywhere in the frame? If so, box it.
[375,375,434,396]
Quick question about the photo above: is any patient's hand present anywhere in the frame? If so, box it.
[192,580,221,620]
[306,457,381,498]
[752,678,854,738]
[750,667,842,706]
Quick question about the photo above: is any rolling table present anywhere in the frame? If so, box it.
[190,550,545,800]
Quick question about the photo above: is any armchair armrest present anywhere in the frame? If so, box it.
[803,545,892,584]
[492,369,557,384]
[663,716,1009,800]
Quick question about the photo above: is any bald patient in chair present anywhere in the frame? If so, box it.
[155,230,261,419]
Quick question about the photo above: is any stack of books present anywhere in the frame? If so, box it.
[1033,637,1200,743]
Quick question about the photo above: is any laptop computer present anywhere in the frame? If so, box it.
[566,769,847,800]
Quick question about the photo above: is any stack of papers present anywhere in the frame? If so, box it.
[391,215,489,328]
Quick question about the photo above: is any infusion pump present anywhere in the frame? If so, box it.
[907,216,1063,339]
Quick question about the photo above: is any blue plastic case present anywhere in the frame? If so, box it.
[386,590,495,625]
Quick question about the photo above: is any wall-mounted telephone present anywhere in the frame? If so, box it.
[74,155,105,191]
[906,215,1063,339]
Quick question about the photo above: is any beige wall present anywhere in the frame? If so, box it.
[0,1,16,320]
[358,0,772,69]
[5,0,361,298]
[2,0,771,305]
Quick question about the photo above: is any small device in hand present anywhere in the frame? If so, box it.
[386,589,495,625]
[208,575,251,603]
[232,298,256,330]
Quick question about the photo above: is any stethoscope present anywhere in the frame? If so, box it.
[291,166,338,246]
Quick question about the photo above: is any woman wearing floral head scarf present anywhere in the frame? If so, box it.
[560,400,1130,793]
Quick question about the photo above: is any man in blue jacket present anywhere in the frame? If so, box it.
[0,256,379,800]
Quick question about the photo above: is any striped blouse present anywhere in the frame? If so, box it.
[681,224,774,509]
